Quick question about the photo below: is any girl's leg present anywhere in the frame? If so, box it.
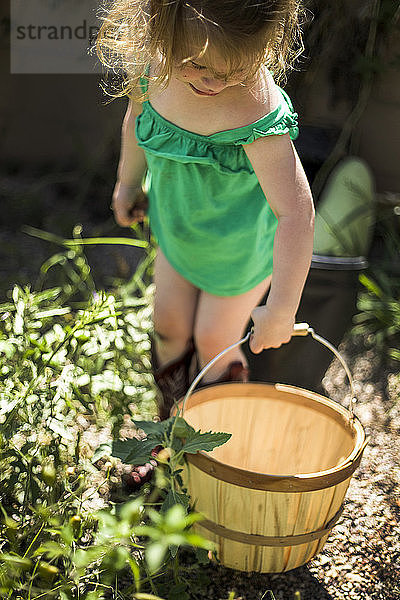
[153,247,199,367]
[124,250,199,490]
[194,276,272,383]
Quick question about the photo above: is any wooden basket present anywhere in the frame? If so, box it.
[175,325,367,573]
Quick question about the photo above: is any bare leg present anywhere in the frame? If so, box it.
[153,247,200,367]
[194,276,272,383]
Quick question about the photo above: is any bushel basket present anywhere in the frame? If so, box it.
[175,325,367,573]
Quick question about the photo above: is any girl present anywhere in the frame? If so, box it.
[97,0,315,426]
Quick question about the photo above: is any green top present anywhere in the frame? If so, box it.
[135,83,299,296]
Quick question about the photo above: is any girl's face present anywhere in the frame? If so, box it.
[174,55,245,97]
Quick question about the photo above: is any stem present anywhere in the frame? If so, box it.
[24,226,148,249]
[168,413,181,450]
[142,560,159,596]
[30,585,63,599]
[173,552,179,584]
[23,523,45,558]
[28,561,40,600]
[22,459,33,524]
[122,569,167,594]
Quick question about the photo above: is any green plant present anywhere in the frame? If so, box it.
[352,196,400,364]
[98,416,231,514]
[353,272,400,362]
[1,493,212,599]
[0,235,233,598]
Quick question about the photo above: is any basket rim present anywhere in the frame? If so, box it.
[177,382,367,492]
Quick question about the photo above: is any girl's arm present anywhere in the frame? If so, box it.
[112,98,148,227]
[243,132,315,353]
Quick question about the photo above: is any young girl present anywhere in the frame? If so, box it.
[97,0,314,426]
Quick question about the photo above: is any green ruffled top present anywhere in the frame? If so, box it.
[135,84,299,296]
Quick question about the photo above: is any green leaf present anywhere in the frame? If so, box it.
[359,274,384,298]
[35,308,71,319]
[181,430,231,454]
[73,546,106,568]
[91,370,123,394]
[0,341,16,358]
[47,417,75,441]
[60,524,74,546]
[0,398,19,417]
[164,504,187,530]
[195,546,210,565]
[33,541,65,560]
[145,542,167,573]
[133,419,168,440]
[111,438,156,465]
[170,417,195,440]
[161,490,189,514]
[101,546,130,571]
[168,582,190,600]
[181,512,206,528]
[127,555,141,592]
[0,554,32,570]
[119,498,143,524]
[184,533,213,549]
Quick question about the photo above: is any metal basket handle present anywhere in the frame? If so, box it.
[181,323,357,420]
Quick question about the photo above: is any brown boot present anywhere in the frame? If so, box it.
[197,360,249,389]
[123,340,196,493]
[151,337,196,420]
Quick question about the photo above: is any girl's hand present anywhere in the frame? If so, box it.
[111,181,148,227]
[249,305,295,354]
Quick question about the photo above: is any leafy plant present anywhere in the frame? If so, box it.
[353,272,400,362]
[352,195,400,364]
[0,493,212,599]
[0,237,222,599]
[98,416,231,515]
[0,230,251,599]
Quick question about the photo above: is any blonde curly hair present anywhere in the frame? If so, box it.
[96,0,305,100]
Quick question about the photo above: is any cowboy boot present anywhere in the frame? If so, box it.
[123,338,196,492]
[151,336,196,420]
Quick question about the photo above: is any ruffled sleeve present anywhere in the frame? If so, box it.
[230,87,299,146]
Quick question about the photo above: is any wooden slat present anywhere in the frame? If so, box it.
[179,382,366,572]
